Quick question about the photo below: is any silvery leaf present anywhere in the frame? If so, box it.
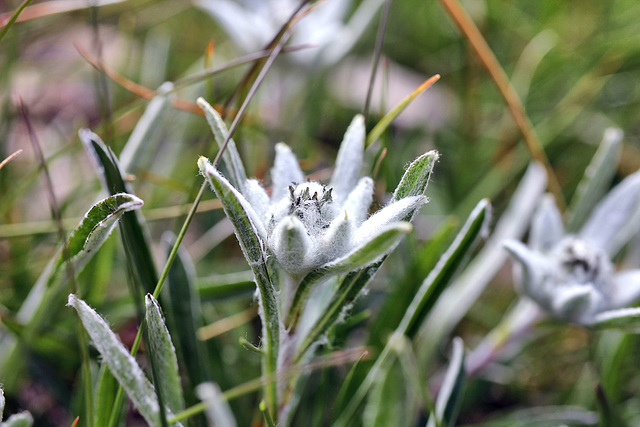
[426,337,465,427]
[196,382,237,427]
[2,411,33,427]
[503,240,550,305]
[145,294,184,415]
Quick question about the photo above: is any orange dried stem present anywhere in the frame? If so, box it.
[437,0,565,208]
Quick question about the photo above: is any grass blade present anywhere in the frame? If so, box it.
[80,129,159,294]
[427,337,466,427]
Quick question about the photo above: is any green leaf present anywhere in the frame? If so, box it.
[94,366,121,427]
[197,271,255,300]
[427,337,466,427]
[363,357,414,427]
[592,307,640,332]
[567,128,623,232]
[295,261,381,362]
[145,294,185,415]
[80,129,159,295]
[392,150,439,202]
[596,384,628,427]
[198,158,280,417]
[197,98,247,193]
[287,223,412,327]
[399,199,491,338]
[67,295,182,427]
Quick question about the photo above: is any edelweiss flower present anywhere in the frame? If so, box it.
[504,170,640,325]
[200,115,429,278]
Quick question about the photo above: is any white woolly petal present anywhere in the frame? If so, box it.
[503,240,552,307]
[342,177,374,225]
[354,196,425,244]
[330,115,365,202]
[270,216,312,274]
[551,285,601,324]
[320,210,355,265]
[580,170,640,257]
[271,143,304,202]
[529,194,564,251]
[243,178,270,222]
[611,270,640,309]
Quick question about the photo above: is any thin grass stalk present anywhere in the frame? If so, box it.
[18,99,93,426]
[436,0,565,209]
[0,0,33,42]
[363,0,392,120]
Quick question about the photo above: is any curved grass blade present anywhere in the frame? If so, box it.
[399,199,491,338]
[80,129,158,295]
[119,84,173,173]
[67,295,183,427]
[426,337,466,427]
[365,76,440,147]
[145,295,185,415]
[94,365,121,427]
[566,128,623,232]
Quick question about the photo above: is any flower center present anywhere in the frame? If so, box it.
[553,237,611,287]
[288,182,335,232]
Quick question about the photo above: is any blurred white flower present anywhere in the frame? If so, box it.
[504,171,640,325]
[196,0,384,67]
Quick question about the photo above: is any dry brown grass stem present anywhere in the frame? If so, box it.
[437,0,565,209]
